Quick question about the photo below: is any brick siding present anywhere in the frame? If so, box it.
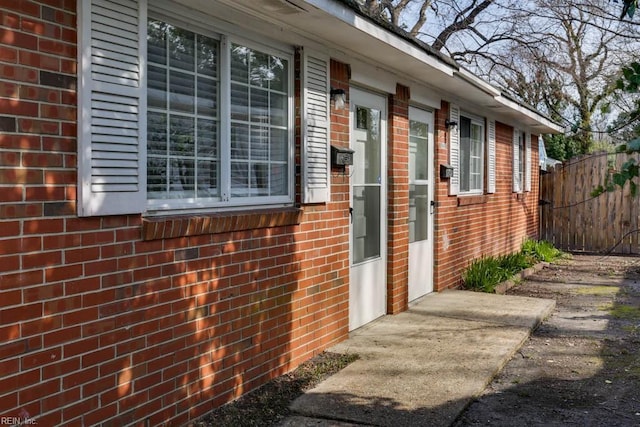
[0,3,350,424]
[386,84,410,313]
[0,1,542,425]
[433,105,540,290]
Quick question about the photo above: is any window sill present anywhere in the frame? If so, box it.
[141,207,303,241]
[457,195,488,206]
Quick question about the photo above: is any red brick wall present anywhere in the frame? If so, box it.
[0,1,544,423]
[386,84,410,314]
[0,3,351,425]
[433,103,540,290]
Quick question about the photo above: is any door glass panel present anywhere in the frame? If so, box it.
[409,184,428,242]
[409,117,430,243]
[352,104,382,264]
[409,120,429,181]
[353,185,381,263]
[354,107,381,185]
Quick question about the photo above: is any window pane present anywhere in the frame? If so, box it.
[147,20,220,202]
[231,83,249,121]
[270,57,287,92]
[230,43,290,201]
[147,157,167,195]
[251,162,269,195]
[270,93,287,126]
[270,128,287,162]
[459,116,484,192]
[169,158,194,197]
[231,45,249,83]
[147,112,167,155]
[168,27,194,71]
[197,118,217,158]
[169,70,194,113]
[147,20,167,65]
[231,162,248,196]
[250,88,269,123]
[169,115,195,157]
[251,125,269,160]
[147,65,166,109]
[270,164,287,195]
[459,117,471,192]
[147,23,290,206]
[197,77,217,116]
[250,51,271,87]
[197,160,217,197]
[197,35,218,77]
[231,123,249,160]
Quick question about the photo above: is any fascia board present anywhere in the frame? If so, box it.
[493,95,564,134]
[303,0,455,77]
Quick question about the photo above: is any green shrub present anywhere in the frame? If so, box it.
[463,240,564,293]
[521,239,564,262]
[498,252,534,275]
[463,257,505,293]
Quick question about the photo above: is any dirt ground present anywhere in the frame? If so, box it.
[455,254,640,427]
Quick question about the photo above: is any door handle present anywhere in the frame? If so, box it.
[430,200,436,214]
[349,207,353,223]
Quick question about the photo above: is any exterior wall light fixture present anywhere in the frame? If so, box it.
[330,88,346,110]
[445,119,457,129]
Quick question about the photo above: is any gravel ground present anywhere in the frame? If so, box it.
[455,254,640,426]
[195,352,358,427]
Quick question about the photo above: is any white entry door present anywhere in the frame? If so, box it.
[349,88,387,331]
[408,106,434,302]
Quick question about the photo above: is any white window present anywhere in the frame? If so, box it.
[146,18,293,211]
[459,113,485,194]
[77,0,302,217]
[513,129,532,193]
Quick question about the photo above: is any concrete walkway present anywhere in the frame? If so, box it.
[279,290,555,427]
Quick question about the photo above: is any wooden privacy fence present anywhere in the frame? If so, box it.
[540,151,640,254]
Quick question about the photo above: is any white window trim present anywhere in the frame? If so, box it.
[78,0,300,217]
[458,111,485,196]
[145,9,296,215]
[512,129,531,194]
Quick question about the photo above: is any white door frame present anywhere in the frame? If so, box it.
[349,87,387,331]
[408,106,435,302]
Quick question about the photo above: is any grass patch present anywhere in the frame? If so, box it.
[576,286,620,296]
[609,304,640,320]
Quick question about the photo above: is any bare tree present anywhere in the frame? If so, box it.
[356,0,640,154]
[485,1,638,152]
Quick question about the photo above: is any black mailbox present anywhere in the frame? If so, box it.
[440,164,454,179]
[331,145,354,166]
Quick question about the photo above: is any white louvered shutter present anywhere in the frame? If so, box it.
[512,128,521,193]
[78,0,147,216]
[449,104,460,196]
[525,133,532,192]
[302,49,331,204]
[487,119,496,194]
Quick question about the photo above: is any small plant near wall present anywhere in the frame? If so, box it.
[521,238,565,263]
[463,240,565,293]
